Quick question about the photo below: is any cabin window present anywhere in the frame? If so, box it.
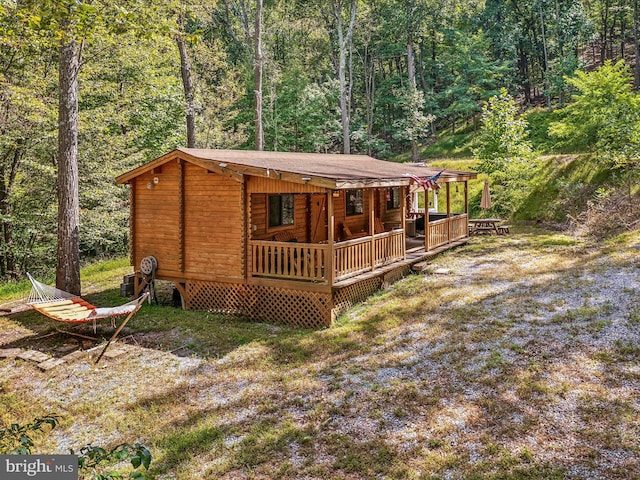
[268,194,295,228]
[345,189,364,216]
[386,187,401,210]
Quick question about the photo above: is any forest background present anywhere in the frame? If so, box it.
[1,0,639,285]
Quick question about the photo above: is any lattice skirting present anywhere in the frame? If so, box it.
[332,265,412,318]
[185,281,332,328]
[184,264,413,328]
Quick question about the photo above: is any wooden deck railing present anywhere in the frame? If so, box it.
[249,229,406,283]
[333,229,405,279]
[449,214,468,242]
[426,213,468,250]
[333,236,372,279]
[250,241,329,281]
[428,218,449,250]
[373,229,405,268]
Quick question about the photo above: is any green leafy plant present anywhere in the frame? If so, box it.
[0,414,60,454]
[473,88,538,216]
[74,443,152,480]
[1,415,152,479]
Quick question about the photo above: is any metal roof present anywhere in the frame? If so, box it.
[116,148,477,189]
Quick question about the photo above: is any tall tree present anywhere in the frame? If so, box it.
[330,0,357,154]
[16,0,166,294]
[406,2,421,160]
[255,0,264,150]
[56,23,81,293]
[177,15,196,148]
[635,0,640,90]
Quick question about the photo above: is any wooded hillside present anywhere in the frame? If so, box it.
[1,0,639,281]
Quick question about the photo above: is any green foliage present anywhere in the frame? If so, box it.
[263,74,342,153]
[515,154,613,222]
[0,0,633,281]
[549,61,640,188]
[549,61,635,150]
[596,96,640,178]
[475,89,534,173]
[392,86,435,145]
[0,414,152,480]
[421,132,476,159]
[474,89,538,217]
[0,414,60,454]
[75,443,152,480]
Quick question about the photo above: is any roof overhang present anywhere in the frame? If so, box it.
[116,148,477,189]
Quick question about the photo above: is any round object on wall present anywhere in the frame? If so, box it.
[140,256,158,276]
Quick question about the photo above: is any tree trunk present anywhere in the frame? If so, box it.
[56,35,81,295]
[539,6,550,111]
[177,33,196,148]
[518,44,532,104]
[408,39,419,161]
[600,1,610,64]
[620,15,626,61]
[255,0,263,151]
[334,0,356,155]
[554,0,565,105]
[0,147,23,278]
[635,0,640,90]
[362,45,375,155]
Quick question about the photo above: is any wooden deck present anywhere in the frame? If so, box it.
[332,237,470,288]
[249,215,469,287]
[249,228,406,284]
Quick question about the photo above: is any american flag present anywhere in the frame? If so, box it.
[409,170,443,191]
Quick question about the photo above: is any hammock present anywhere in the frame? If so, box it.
[27,273,146,323]
[26,273,149,364]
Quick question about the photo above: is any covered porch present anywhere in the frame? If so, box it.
[248,180,471,286]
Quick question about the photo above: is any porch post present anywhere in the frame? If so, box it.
[446,182,451,244]
[327,191,335,285]
[369,189,375,271]
[466,180,470,238]
[401,186,407,260]
[464,180,469,214]
[424,190,430,252]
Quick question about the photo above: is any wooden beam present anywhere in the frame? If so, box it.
[242,180,249,280]
[335,179,409,189]
[327,192,335,286]
[187,158,244,182]
[178,159,185,272]
[130,182,136,268]
[446,182,451,244]
[369,189,375,271]
[464,180,469,214]
[401,186,407,260]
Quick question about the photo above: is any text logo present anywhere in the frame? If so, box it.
[0,455,77,479]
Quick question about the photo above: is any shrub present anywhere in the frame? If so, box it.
[570,187,640,239]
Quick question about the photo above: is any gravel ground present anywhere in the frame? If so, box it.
[1,232,639,479]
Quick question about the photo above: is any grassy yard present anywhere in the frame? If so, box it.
[1,228,639,479]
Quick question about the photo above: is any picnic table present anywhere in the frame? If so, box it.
[468,218,509,235]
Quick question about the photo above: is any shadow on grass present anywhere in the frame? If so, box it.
[3,289,318,362]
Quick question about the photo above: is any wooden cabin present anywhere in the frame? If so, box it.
[116,149,477,327]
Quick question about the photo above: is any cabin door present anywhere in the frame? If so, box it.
[310,194,327,243]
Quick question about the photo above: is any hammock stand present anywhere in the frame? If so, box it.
[26,273,149,364]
